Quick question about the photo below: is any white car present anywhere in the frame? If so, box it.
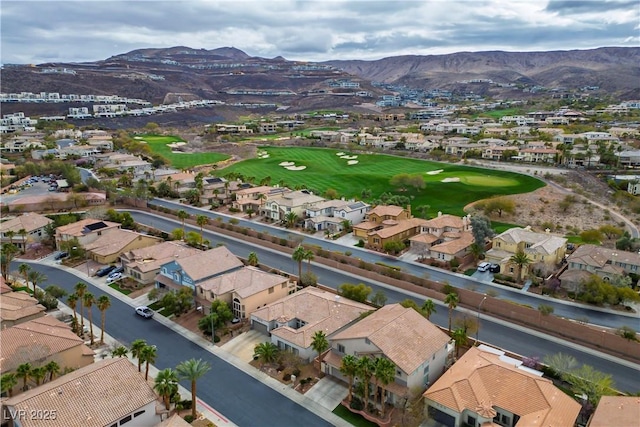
[105,272,123,283]
[477,262,491,272]
[135,306,154,319]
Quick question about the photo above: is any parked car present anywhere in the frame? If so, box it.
[477,262,491,272]
[135,306,154,319]
[489,263,500,273]
[54,251,69,260]
[96,265,116,277]
[106,272,123,283]
[108,266,124,277]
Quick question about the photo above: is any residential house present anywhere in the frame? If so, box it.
[429,232,475,262]
[560,244,640,289]
[482,145,514,161]
[0,212,53,251]
[628,181,640,196]
[587,396,640,427]
[485,227,567,278]
[304,200,370,233]
[1,358,162,427]
[120,241,200,285]
[0,290,46,329]
[259,123,277,133]
[250,287,372,361]
[323,304,453,407]
[445,143,487,157]
[196,266,296,320]
[0,316,94,377]
[154,246,244,294]
[232,186,289,213]
[55,218,120,250]
[261,190,325,223]
[519,147,559,163]
[617,150,640,168]
[409,213,472,261]
[84,229,162,265]
[353,205,411,240]
[1,136,46,153]
[423,345,581,427]
[8,192,107,213]
[365,218,429,252]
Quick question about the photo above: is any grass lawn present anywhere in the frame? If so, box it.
[147,301,163,310]
[332,404,379,427]
[108,283,132,295]
[474,108,522,119]
[219,147,544,217]
[137,134,229,169]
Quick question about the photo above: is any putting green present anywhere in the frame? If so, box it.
[458,174,520,187]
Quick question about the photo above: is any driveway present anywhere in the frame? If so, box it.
[220,329,267,362]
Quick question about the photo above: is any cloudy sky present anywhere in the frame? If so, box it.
[1,0,638,64]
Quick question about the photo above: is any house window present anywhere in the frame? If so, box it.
[364,338,370,344]
[119,415,132,425]
[269,286,274,294]
[133,410,144,418]
[281,283,287,289]
[337,344,345,353]
[396,369,402,376]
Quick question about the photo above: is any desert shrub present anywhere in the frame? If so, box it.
[184,415,194,423]
[283,373,292,381]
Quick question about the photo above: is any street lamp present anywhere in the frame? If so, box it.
[211,310,215,344]
[476,295,487,344]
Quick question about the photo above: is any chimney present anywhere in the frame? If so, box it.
[438,211,442,217]
[406,204,412,218]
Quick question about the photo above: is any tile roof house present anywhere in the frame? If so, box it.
[231,185,289,213]
[587,396,640,427]
[304,199,370,233]
[0,316,94,377]
[365,217,430,251]
[323,304,453,408]
[0,290,46,329]
[261,190,326,222]
[0,213,53,251]
[251,287,372,361]
[196,266,296,320]
[559,244,640,290]
[154,246,243,294]
[1,358,162,427]
[83,229,162,264]
[423,345,581,427]
[54,218,120,249]
[409,213,473,261]
[485,227,567,279]
[353,204,412,241]
[120,241,200,285]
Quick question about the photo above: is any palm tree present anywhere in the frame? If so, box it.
[444,292,459,333]
[303,249,314,273]
[16,363,32,391]
[339,355,358,403]
[253,342,279,365]
[74,282,88,333]
[310,331,329,361]
[1,243,19,280]
[31,367,46,386]
[111,345,129,358]
[422,299,436,320]
[131,339,148,372]
[451,328,468,358]
[374,357,396,416]
[177,210,189,237]
[97,295,111,345]
[285,211,298,228]
[1,373,17,397]
[18,263,30,288]
[27,270,47,295]
[292,245,306,281]
[356,356,375,407]
[196,215,209,247]
[5,230,15,247]
[509,250,532,284]
[140,345,157,380]
[67,293,79,323]
[154,368,179,410]
[44,361,60,382]
[176,358,211,420]
[247,252,259,267]
[83,292,95,345]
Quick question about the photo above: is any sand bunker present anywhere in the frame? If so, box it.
[336,152,345,156]
[171,151,192,154]
[427,169,444,175]
[347,160,359,165]
[285,165,307,171]
[279,161,295,166]
[134,136,143,140]
[441,177,460,183]
[167,142,187,148]
[259,154,270,158]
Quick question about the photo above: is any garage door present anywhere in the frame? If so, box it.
[251,320,269,335]
[428,406,455,427]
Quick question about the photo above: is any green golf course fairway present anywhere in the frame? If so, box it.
[220,147,544,216]
[138,134,229,169]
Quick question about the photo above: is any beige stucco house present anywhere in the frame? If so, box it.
[84,229,162,265]
[55,218,120,250]
[0,290,46,329]
[120,241,200,285]
[261,190,325,222]
[0,212,53,251]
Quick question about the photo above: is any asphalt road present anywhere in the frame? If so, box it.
[12,262,331,427]
[145,199,639,330]
[120,210,640,393]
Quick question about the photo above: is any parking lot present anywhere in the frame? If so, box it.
[1,179,57,204]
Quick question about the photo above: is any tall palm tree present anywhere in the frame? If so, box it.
[509,250,532,284]
[1,243,19,281]
[177,210,189,237]
[27,270,47,295]
[31,367,46,386]
[16,363,32,391]
[285,211,298,228]
[1,373,17,397]
[44,361,60,382]
[140,345,157,380]
[292,245,306,281]
[196,215,209,247]
[451,328,468,358]
[247,252,259,267]
[444,292,459,333]
[96,295,111,345]
[74,282,88,333]
[176,358,211,420]
[18,263,30,288]
[374,357,396,416]
[310,331,329,361]
[422,299,436,320]
[83,292,95,345]
[154,368,179,410]
[303,249,314,273]
[111,345,129,358]
[67,293,79,323]
[131,339,147,372]
[356,356,375,407]
[339,355,358,403]
[5,230,15,247]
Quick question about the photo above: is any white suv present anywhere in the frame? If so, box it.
[477,262,491,272]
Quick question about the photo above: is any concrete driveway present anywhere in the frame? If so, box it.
[305,376,348,411]
[220,329,267,362]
